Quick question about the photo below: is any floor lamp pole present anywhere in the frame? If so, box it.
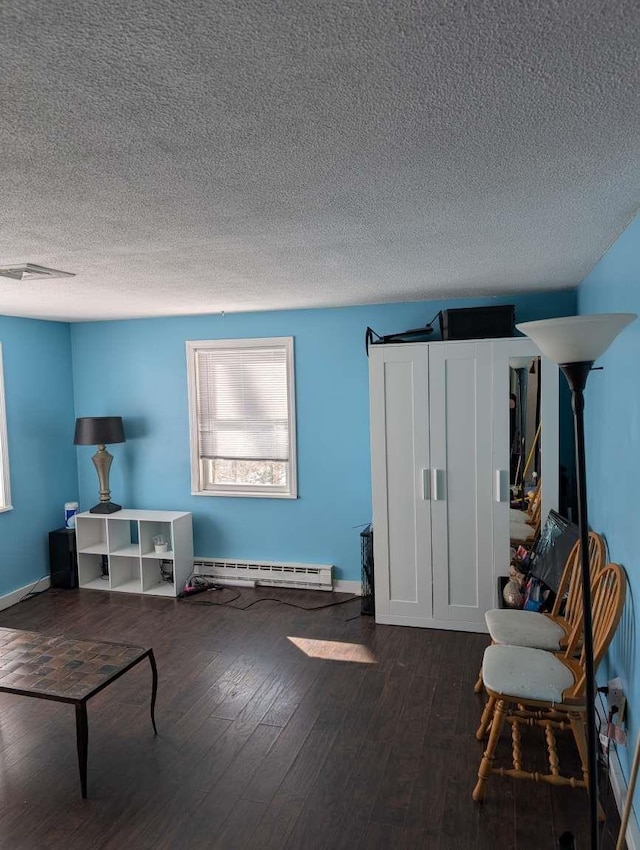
[563,361,599,850]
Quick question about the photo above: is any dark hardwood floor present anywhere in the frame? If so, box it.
[0,586,622,849]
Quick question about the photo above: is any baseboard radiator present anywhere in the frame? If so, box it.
[192,558,334,591]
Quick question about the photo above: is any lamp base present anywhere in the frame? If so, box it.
[89,501,122,514]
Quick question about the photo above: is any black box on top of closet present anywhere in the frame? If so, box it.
[439,305,515,341]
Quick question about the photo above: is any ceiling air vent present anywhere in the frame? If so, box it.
[0,263,75,281]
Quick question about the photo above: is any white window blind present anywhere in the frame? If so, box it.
[187,337,297,498]
[196,346,290,462]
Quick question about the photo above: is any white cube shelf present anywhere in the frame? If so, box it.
[76,509,193,598]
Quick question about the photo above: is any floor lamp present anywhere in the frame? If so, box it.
[517,313,636,850]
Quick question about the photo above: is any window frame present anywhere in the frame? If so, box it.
[0,344,12,512]
[186,336,297,499]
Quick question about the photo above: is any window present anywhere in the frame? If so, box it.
[187,337,297,498]
[0,345,11,512]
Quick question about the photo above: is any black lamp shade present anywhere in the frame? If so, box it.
[74,417,125,446]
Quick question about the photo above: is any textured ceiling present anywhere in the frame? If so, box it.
[1,0,639,322]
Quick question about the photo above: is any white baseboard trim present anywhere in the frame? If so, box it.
[609,744,639,850]
[374,612,488,633]
[597,692,639,850]
[333,580,361,595]
[0,576,51,612]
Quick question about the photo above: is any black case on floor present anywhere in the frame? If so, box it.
[48,528,79,589]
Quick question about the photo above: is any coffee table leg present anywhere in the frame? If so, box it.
[75,702,89,798]
[148,649,158,735]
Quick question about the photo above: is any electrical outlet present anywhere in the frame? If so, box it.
[605,677,628,746]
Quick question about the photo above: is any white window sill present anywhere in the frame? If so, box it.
[192,490,297,500]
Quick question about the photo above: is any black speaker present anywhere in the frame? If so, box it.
[48,528,78,589]
[439,305,516,340]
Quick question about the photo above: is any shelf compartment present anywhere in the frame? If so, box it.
[81,576,112,591]
[78,542,109,555]
[141,558,174,593]
[143,582,178,597]
[111,579,144,594]
[76,517,107,556]
[78,552,109,588]
[109,556,142,593]
[110,544,140,557]
[141,550,174,560]
[139,521,173,559]
[107,519,138,554]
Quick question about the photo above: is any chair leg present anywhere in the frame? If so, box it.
[569,712,604,821]
[473,698,507,802]
[476,695,496,741]
[569,712,589,787]
[474,668,484,694]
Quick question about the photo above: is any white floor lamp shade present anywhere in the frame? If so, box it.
[516,313,636,364]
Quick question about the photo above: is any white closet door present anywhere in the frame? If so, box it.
[369,345,433,624]
[430,342,494,628]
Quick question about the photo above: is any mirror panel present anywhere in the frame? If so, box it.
[509,356,542,549]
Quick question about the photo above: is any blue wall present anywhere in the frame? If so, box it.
[0,316,78,596]
[70,290,576,582]
[578,212,640,795]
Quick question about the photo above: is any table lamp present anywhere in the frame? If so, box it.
[74,416,126,514]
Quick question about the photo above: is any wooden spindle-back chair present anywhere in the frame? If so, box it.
[474,532,606,694]
[472,563,626,803]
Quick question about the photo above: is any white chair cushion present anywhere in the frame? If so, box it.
[510,520,535,540]
[482,644,575,704]
[485,608,565,651]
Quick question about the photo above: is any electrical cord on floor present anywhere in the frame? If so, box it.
[179,584,360,612]
[238,594,360,611]
[18,575,51,603]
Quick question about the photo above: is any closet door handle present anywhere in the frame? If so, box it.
[421,469,430,500]
[432,469,445,501]
[494,469,508,503]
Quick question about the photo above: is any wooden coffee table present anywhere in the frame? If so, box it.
[0,627,158,797]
